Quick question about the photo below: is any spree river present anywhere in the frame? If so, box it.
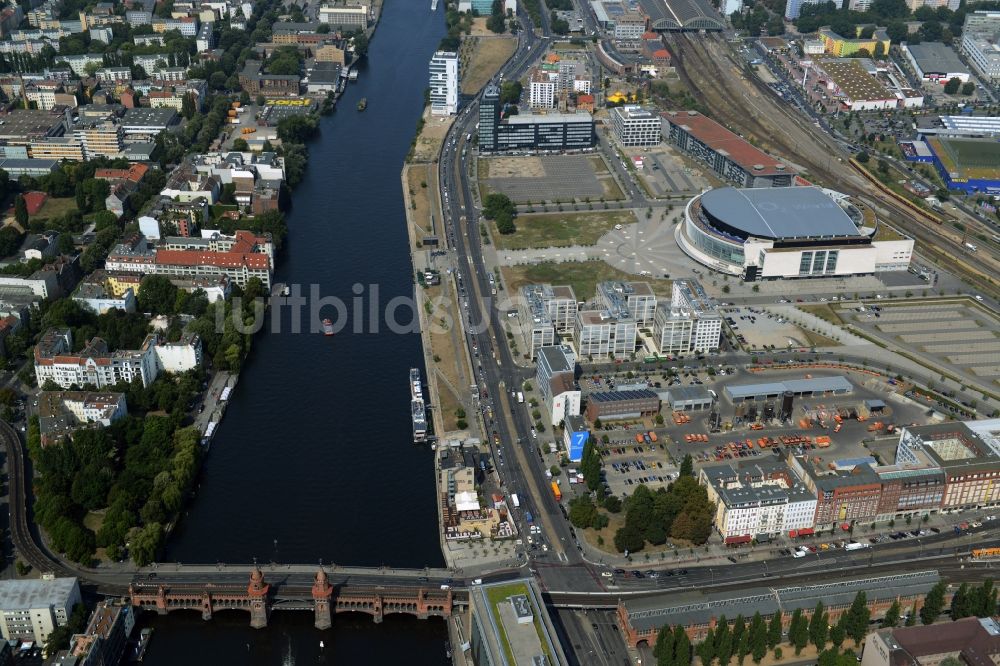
[143,0,449,661]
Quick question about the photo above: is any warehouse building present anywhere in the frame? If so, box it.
[617,571,940,647]
[584,389,660,421]
[662,385,713,411]
[902,42,971,84]
[662,111,797,187]
[724,376,853,402]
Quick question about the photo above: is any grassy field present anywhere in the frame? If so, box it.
[35,197,78,220]
[461,37,517,95]
[406,165,436,241]
[502,260,672,301]
[798,303,846,326]
[494,210,635,250]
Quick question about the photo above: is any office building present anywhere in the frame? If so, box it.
[962,12,1000,83]
[585,389,660,421]
[663,111,797,187]
[614,11,647,38]
[478,82,595,152]
[319,4,369,29]
[860,617,1000,666]
[468,579,567,666]
[790,454,883,529]
[896,419,1000,510]
[429,51,459,115]
[597,281,656,325]
[700,459,818,542]
[536,344,580,426]
[610,105,662,146]
[653,278,721,355]
[518,283,577,358]
[575,308,637,358]
[29,137,85,161]
[0,577,81,644]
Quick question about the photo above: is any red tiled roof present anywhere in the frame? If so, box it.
[662,111,793,177]
[578,94,595,102]
[155,249,270,270]
[653,49,670,58]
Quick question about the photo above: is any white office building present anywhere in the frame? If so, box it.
[0,577,81,643]
[536,345,581,426]
[597,281,656,326]
[517,284,578,359]
[610,105,662,147]
[961,12,1000,83]
[429,50,459,115]
[575,310,637,359]
[653,279,722,355]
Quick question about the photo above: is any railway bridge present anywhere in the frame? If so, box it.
[128,566,461,629]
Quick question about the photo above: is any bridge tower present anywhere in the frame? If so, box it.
[312,568,333,630]
[247,565,270,629]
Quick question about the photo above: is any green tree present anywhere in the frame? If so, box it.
[352,31,369,58]
[921,581,947,625]
[951,583,971,619]
[789,609,809,655]
[232,137,249,152]
[568,495,598,528]
[14,194,27,227]
[882,600,901,628]
[679,453,693,477]
[138,275,180,315]
[809,601,828,650]
[844,591,869,644]
[654,624,676,666]
[698,627,717,666]
[905,601,917,626]
[674,625,692,666]
[970,580,996,617]
[944,77,961,95]
[767,611,782,649]
[749,612,768,663]
[829,615,846,648]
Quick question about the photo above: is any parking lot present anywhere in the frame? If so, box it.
[844,299,1000,385]
[479,154,622,203]
[622,145,710,198]
[723,305,822,350]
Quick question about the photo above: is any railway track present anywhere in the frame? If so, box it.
[667,33,999,297]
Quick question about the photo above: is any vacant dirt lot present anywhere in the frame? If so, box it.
[412,107,453,163]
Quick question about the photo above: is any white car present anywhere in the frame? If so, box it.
[614,224,623,230]
[530,428,537,438]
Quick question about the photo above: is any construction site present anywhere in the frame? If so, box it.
[663,32,1000,299]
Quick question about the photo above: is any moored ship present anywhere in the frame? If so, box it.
[411,368,427,442]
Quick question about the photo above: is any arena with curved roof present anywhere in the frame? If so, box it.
[676,186,914,281]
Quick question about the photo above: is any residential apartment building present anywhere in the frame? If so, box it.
[575,309,637,359]
[429,50,459,115]
[71,276,137,314]
[700,459,818,543]
[34,328,201,389]
[37,390,127,447]
[961,11,1000,83]
[536,344,580,426]
[598,281,656,326]
[0,577,81,644]
[610,105,662,147]
[529,68,556,109]
[896,419,1000,510]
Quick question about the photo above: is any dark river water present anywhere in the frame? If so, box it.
[142,0,450,661]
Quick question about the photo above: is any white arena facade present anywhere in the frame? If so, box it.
[677,186,914,281]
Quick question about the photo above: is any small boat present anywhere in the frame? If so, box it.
[357,97,367,111]
[322,318,335,336]
[281,285,290,297]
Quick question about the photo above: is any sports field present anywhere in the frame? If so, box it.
[928,137,1000,180]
